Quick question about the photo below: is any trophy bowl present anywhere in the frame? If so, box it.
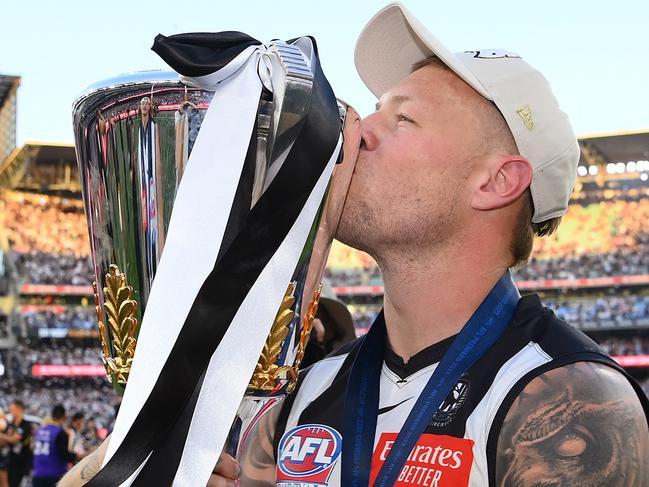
[72,33,361,486]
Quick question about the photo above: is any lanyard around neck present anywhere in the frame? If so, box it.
[341,272,520,487]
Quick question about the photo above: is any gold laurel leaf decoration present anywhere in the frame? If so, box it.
[248,282,297,391]
[287,284,322,393]
[93,281,112,380]
[101,265,139,385]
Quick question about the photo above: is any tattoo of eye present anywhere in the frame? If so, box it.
[497,364,648,487]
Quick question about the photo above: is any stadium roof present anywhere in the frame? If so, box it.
[0,75,20,108]
[579,129,649,165]
[0,141,77,190]
[20,141,76,164]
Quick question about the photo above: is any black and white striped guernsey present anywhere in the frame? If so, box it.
[272,294,649,487]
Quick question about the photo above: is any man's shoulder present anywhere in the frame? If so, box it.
[494,360,649,486]
[512,293,611,360]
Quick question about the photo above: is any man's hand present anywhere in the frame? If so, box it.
[495,361,649,486]
[207,452,240,487]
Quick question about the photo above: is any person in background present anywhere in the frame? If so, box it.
[301,282,357,369]
[68,413,87,459]
[80,418,101,455]
[0,408,9,487]
[32,405,78,487]
[0,401,33,487]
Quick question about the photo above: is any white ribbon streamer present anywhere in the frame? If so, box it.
[173,136,342,487]
[104,47,265,470]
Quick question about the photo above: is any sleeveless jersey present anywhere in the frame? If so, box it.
[273,294,649,487]
[33,424,69,478]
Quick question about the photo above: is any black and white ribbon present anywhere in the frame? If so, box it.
[86,32,342,487]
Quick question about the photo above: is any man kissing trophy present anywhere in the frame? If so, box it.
[72,31,360,486]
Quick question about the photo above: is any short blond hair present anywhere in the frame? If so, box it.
[412,57,562,268]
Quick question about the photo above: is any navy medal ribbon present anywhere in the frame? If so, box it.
[341,271,520,486]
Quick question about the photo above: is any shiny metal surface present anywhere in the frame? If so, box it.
[72,43,360,457]
[73,73,213,391]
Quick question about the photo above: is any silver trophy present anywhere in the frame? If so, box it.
[72,34,360,484]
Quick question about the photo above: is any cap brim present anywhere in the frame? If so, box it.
[355,2,490,99]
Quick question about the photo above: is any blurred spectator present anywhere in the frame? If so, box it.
[80,418,102,454]
[0,408,8,487]
[32,404,77,487]
[301,284,357,368]
[0,400,34,487]
[68,412,86,459]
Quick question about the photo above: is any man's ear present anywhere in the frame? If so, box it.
[471,156,533,211]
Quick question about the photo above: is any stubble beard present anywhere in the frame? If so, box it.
[336,193,379,257]
[335,186,461,269]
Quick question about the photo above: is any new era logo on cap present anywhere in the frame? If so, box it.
[516,105,534,130]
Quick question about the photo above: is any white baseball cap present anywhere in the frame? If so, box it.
[355,2,580,224]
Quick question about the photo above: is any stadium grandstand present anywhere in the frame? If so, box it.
[0,78,119,441]
[0,71,647,458]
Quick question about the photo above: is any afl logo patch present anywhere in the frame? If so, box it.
[277,424,342,484]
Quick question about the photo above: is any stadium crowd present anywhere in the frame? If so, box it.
[544,294,649,327]
[10,252,92,286]
[348,295,649,331]
[5,190,649,288]
[2,192,92,286]
[6,341,101,376]
[0,377,118,432]
[597,336,649,356]
[17,308,95,337]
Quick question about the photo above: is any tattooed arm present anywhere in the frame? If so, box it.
[58,435,110,486]
[495,362,649,487]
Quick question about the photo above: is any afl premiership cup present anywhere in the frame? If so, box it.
[72,31,360,486]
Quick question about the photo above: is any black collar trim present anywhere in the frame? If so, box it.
[384,333,457,380]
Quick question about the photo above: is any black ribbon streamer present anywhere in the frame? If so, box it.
[152,32,262,77]
[86,32,341,486]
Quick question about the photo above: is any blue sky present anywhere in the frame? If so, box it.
[2,0,648,145]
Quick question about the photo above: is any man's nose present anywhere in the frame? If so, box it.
[360,113,380,151]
